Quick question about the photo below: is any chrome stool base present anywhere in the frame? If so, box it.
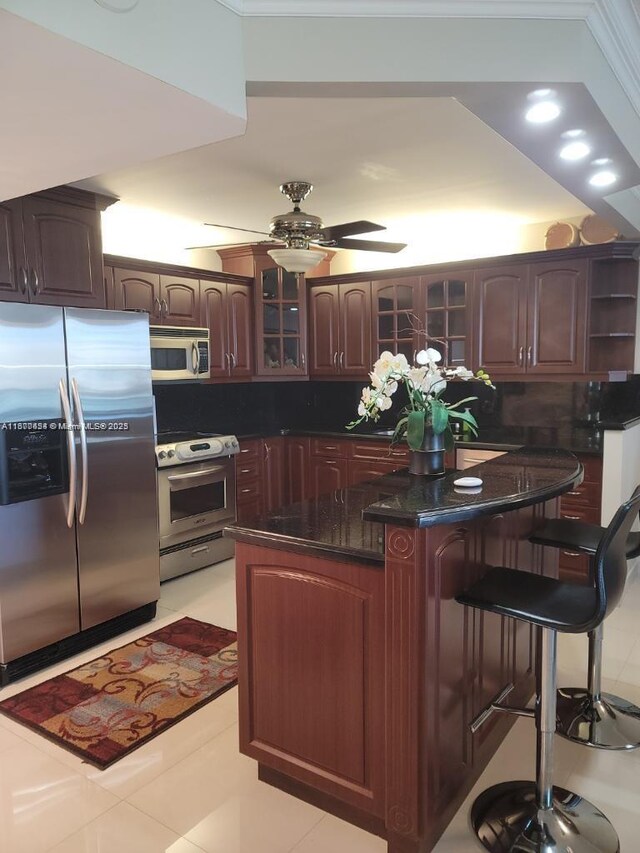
[556,687,640,750]
[470,780,620,853]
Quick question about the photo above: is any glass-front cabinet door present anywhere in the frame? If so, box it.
[371,277,421,363]
[420,271,473,368]
[256,259,307,376]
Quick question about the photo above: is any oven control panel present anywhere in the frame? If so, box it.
[156,435,240,468]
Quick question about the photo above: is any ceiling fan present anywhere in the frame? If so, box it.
[187,181,407,272]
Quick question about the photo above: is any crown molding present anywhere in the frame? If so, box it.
[238,0,594,16]
[585,1,640,118]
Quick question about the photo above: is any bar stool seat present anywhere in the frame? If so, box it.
[530,496,640,751]
[455,487,640,852]
[458,566,597,632]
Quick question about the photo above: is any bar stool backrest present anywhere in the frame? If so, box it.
[593,484,640,626]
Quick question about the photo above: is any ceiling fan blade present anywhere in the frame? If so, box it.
[204,222,271,236]
[320,220,386,240]
[334,238,407,253]
[185,241,266,250]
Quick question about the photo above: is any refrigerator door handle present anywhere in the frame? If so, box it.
[71,378,89,525]
[59,378,77,529]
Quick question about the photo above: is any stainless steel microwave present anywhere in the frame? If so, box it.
[150,326,210,381]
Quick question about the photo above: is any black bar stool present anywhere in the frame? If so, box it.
[530,486,640,750]
[455,488,640,852]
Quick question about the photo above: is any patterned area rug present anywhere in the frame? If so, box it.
[0,617,237,768]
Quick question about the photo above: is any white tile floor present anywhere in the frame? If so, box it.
[1,559,640,852]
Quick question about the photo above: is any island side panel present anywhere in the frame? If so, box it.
[235,542,386,822]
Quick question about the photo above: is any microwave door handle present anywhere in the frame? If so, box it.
[70,378,89,525]
[191,341,199,374]
[59,378,77,528]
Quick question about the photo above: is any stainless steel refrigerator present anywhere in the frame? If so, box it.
[0,304,160,683]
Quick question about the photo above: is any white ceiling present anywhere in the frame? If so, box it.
[80,96,590,260]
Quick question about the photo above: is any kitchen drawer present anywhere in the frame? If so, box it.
[349,458,403,486]
[310,437,348,458]
[559,505,600,525]
[237,480,263,502]
[237,439,262,463]
[560,479,601,509]
[558,549,591,585]
[456,448,507,471]
[236,496,263,523]
[349,441,409,462]
[236,458,261,482]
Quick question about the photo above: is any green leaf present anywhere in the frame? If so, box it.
[446,395,478,411]
[451,409,479,436]
[444,424,455,453]
[406,410,426,450]
[431,399,449,435]
[392,417,408,445]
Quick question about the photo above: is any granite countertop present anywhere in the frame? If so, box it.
[236,425,603,456]
[225,446,582,561]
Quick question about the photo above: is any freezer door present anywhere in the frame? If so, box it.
[64,309,160,629]
[0,304,80,663]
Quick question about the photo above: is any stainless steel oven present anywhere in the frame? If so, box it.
[156,433,238,580]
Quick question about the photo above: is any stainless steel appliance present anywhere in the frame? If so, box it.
[0,304,160,684]
[150,326,210,381]
[156,432,238,581]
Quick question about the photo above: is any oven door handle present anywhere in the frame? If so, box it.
[166,467,225,490]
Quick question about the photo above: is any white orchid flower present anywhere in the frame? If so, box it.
[389,353,410,375]
[373,351,395,378]
[378,394,393,411]
[451,366,474,381]
[416,348,442,366]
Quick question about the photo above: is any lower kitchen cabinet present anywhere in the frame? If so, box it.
[310,456,349,496]
[285,437,312,503]
[236,439,264,522]
[264,436,285,511]
[557,453,602,585]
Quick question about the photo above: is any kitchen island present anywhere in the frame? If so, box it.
[224,447,582,853]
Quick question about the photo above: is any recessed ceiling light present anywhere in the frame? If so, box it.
[561,129,586,139]
[591,157,612,166]
[559,141,591,161]
[589,170,617,187]
[525,101,561,123]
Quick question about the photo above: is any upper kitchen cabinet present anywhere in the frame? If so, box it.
[111,267,161,319]
[308,281,372,377]
[159,275,200,326]
[0,187,112,308]
[219,244,332,378]
[200,279,253,379]
[476,260,588,376]
[371,277,421,362]
[421,271,473,368]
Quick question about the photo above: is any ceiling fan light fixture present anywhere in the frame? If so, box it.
[267,247,327,274]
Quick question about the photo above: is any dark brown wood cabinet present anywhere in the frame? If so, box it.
[421,270,473,368]
[285,437,312,503]
[371,277,421,362]
[309,281,372,377]
[160,275,200,326]
[200,280,253,379]
[0,188,110,309]
[263,436,285,512]
[112,268,161,319]
[310,456,349,496]
[476,260,588,376]
[557,453,602,584]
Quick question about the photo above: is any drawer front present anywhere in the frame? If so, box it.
[349,441,409,462]
[561,479,601,510]
[236,496,263,523]
[310,438,348,458]
[559,505,600,525]
[348,459,403,486]
[236,458,262,482]
[576,453,602,484]
[237,480,263,502]
[237,439,262,463]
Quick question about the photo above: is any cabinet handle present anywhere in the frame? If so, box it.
[154,297,162,317]
[240,488,253,494]
[527,345,532,366]
[339,351,344,368]
[30,269,39,296]
[19,267,28,295]
[230,352,236,369]
[518,346,524,366]
[562,514,581,520]
[224,352,230,368]
[161,298,168,317]
[301,351,305,369]
[333,351,338,369]
[561,550,582,558]
[566,490,582,496]
[413,349,417,363]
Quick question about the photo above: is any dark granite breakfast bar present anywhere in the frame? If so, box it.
[225,447,582,853]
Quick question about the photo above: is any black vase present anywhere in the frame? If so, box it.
[408,426,446,476]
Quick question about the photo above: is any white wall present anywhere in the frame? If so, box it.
[0,0,246,118]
